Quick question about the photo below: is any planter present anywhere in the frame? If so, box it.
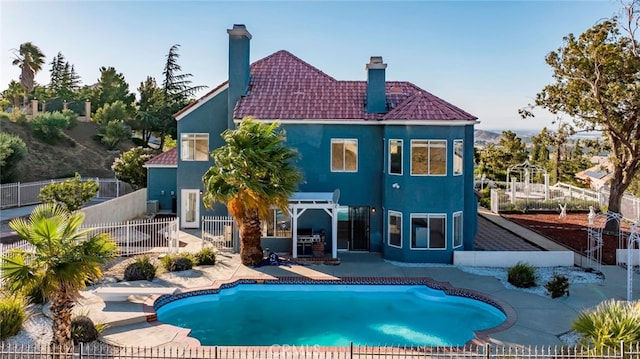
[312,241,325,258]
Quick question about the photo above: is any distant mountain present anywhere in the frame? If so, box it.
[474,130,501,146]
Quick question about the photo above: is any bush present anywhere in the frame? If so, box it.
[38,173,98,212]
[161,254,195,272]
[545,274,570,298]
[29,111,70,144]
[124,256,157,281]
[572,299,640,351]
[70,315,99,343]
[61,109,78,129]
[0,109,28,123]
[507,262,537,288]
[195,247,216,265]
[0,295,28,340]
[0,132,27,183]
[98,120,130,149]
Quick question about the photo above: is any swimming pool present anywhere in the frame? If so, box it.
[155,283,507,347]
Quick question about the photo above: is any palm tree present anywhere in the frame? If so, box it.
[0,203,117,352]
[202,118,302,265]
[11,42,46,107]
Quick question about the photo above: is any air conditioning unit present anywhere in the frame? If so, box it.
[146,200,159,214]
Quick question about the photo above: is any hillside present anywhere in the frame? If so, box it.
[1,120,135,182]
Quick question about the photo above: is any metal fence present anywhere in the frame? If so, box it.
[202,216,238,252]
[0,177,132,209]
[1,342,640,359]
[490,183,600,213]
[80,217,180,256]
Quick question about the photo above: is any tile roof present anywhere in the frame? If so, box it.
[144,148,177,167]
[234,50,477,121]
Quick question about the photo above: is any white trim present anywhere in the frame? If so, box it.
[330,138,358,173]
[388,210,403,249]
[235,118,479,126]
[410,139,448,176]
[176,83,228,121]
[453,139,463,176]
[388,139,403,176]
[453,211,463,249]
[410,213,447,250]
[143,164,177,169]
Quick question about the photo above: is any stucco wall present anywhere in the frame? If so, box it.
[80,189,147,225]
[453,251,574,267]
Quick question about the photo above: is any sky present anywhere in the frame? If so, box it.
[0,0,624,132]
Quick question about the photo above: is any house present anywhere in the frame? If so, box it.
[145,24,479,263]
[575,161,613,190]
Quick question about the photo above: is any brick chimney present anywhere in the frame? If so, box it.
[227,24,252,129]
[366,56,387,114]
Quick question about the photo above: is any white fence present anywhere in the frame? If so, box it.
[490,182,601,213]
[202,216,238,252]
[0,177,132,209]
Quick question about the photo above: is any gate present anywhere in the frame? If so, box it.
[201,216,238,252]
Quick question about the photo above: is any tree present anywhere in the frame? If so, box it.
[0,132,27,183]
[97,120,130,150]
[49,52,81,101]
[11,42,46,106]
[38,173,99,212]
[90,66,135,114]
[522,2,640,232]
[202,118,302,265]
[93,100,131,126]
[157,44,207,148]
[2,80,24,109]
[476,131,528,181]
[134,76,165,144]
[112,147,156,190]
[0,203,117,352]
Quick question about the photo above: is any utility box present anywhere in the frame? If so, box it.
[146,200,159,214]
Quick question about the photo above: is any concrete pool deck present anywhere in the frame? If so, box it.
[74,249,640,348]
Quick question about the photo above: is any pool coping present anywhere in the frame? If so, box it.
[142,276,517,349]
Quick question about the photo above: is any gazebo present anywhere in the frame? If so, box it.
[288,190,340,259]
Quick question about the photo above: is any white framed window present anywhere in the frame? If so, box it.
[410,213,446,250]
[411,140,447,176]
[388,211,402,248]
[331,139,358,172]
[181,133,209,161]
[453,211,463,248]
[389,139,403,175]
[263,208,292,238]
[454,140,463,176]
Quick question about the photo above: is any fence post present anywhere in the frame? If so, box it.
[350,341,353,359]
[79,341,83,359]
[96,177,100,197]
[17,182,21,207]
[116,179,120,197]
[126,221,131,255]
[485,343,490,359]
[621,340,625,359]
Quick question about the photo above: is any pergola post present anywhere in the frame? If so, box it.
[331,204,338,258]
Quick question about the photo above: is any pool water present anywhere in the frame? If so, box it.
[155,284,506,347]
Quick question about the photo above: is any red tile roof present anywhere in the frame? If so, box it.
[234,50,477,121]
[144,148,177,167]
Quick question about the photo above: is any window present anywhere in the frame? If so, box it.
[411,140,447,175]
[388,211,402,248]
[389,139,403,175]
[454,140,463,175]
[410,214,446,249]
[331,139,358,172]
[181,133,209,161]
[453,211,463,248]
[263,208,292,237]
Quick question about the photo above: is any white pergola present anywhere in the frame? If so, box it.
[288,190,340,259]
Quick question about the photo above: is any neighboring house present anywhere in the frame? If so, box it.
[575,161,613,190]
[145,24,479,263]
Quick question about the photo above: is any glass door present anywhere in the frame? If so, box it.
[337,206,370,251]
[180,189,200,228]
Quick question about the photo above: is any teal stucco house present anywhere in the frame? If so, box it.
[145,24,479,263]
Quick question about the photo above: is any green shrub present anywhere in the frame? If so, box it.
[123,256,157,281]
[161,253,195,272]
[0,295,28,340]
[507,262,537,288]
[545,274,570,298]
[61,109,78,129]
[195,247,216,265]
[70,315,99,343]
[572,299,640,351]
[98,120,130,149]
[29,111,70,144]
[1,109,27,123]
[0,132,27,183]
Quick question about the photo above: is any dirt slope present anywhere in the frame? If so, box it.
[1,119,135,182]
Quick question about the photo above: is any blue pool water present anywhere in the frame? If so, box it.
[155,284,506,347]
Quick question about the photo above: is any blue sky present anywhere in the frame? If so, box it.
[0,0,622,131]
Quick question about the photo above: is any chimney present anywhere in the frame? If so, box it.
[227,24,252,129]
[366,56,387,113]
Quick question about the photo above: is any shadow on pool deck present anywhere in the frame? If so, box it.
[69,249,640,349]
